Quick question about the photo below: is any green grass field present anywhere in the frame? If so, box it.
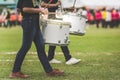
[0,25,120,80]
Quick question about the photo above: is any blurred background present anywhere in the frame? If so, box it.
[0,0,120,28]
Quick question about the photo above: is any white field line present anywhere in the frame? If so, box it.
[0,52,63,54]
[4,52,37,54]
[0,59,39,62]
[0,52,63,62]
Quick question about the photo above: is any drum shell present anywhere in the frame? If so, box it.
[42,20,71,46]
[63,13,86,36]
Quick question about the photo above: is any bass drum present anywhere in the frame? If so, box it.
[42,19,71,46]
[63,13,87,36]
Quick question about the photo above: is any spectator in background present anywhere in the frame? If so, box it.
[115,9,119,28]
[0,15,2,27]
[5,10,10,28]
[9,12,17,27]
[17,12,22,25]
[101,8,107,28]
[81,7,87,16]
[95,9,102,28]
[86,10,91,27]
[119,10,120,26]
[111,9,119,28]
[105,9,112,28]
[0,10,7,27]
[86,10,94,25]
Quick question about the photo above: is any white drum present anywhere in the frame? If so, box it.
[63,13,87,36]
[42,19,71,46]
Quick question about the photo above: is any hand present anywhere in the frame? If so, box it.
[58,0,61,2]
[55,1,61,6]
[42,9,48,15]
[39,7,48,15]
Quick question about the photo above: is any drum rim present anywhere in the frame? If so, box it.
[45,43,69,46]
[45,19,71,25]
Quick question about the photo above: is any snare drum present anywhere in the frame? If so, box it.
[42,19,71,46]
[63,13,87,36]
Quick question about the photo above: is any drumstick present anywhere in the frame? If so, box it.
[73,0,76,8]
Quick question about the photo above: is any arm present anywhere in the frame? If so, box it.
[41,1,61,8]
[23,7,46,14]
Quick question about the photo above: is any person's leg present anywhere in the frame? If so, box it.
[33,20,64,76]
[61,46,71,61]
[33,25,53,73]
[61,46,81,65]
[101,19,105,28]
[116,20,119,28]
[48,46,56,61]
[12,18,35,72]
[48,46,62,63]
[110,20,113,28]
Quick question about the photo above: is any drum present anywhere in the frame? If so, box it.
[42,19,71,46]
[63,13,87,36]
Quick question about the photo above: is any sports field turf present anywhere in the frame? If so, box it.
[0,25,120,80]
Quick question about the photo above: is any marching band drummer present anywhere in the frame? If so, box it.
[41,0,81,65]
[9,0,64,78]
